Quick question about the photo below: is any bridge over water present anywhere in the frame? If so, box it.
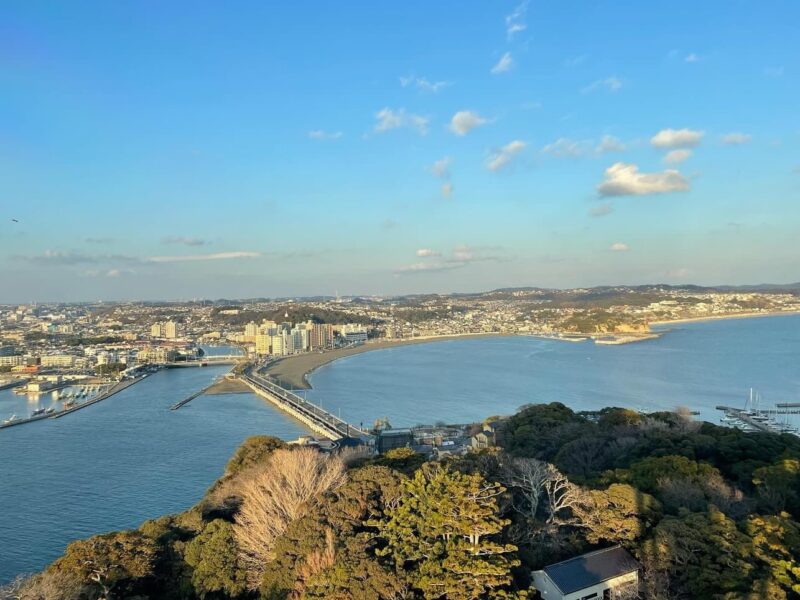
[241,367,368,441]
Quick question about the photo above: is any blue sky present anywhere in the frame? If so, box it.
[1,1,798,301]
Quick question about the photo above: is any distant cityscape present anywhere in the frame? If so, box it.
[0,285,798,390]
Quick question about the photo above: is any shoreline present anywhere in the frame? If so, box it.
[263,333,509,390]
[650,309,800,327]
[264,310,800,390]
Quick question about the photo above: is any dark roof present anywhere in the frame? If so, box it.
[543,546,640,595]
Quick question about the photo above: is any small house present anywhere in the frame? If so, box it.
[532,546,640,600]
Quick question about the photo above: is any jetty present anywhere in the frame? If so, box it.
[53,378,142,419]
[170,379,221,410]
[241,367,368,441]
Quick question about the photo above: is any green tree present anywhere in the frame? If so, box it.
[753,458,800,514]
[643,506,754,598]
[377,463,521,599]
[50,531,157,600]
[224,436,287,477]
[746,513,800,596]
[575,483,661,545]
[184,519,249,598]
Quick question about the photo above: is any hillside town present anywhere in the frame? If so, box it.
[1,286,799,384]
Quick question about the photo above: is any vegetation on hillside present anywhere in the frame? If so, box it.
[4,405,800,599]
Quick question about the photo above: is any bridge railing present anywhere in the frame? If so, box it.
[244,371,367,437]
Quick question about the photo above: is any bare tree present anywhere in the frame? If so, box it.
[1,572,88,600]
[291,528,336,599]
[542,465,585,528]
[233,447,346,582]
[505,457,551,520]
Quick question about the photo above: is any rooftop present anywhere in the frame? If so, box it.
[542,546,640,595]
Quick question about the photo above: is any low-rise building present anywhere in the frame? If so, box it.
[532,546,640,600]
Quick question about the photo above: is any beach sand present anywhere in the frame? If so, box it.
[263,333,505,390]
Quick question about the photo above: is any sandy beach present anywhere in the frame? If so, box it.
[650,309,800,327]
[263,333,507,389]
[263,310,800,390]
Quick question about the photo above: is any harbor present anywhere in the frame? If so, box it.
[716,389,800,436]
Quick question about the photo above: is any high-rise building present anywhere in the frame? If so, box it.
[150,323,163,338]
[244,321,259,337]
[310,323,334,349]
[270,334,286,356]
[255,333,271,355]
[164,321,181,339]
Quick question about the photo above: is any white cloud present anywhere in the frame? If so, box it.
[416,248,441,258]
[430,157,451,178]
[596,135,626,153]
[720,132,752,145]
[541,137,591,158]
[441,182,454,198]
[589,202,613,217]
[650,128,704,148]
[449,110,487,136]
[307,130,343,140]
[396,245,505,274]
[148,251,261,263]
[685,53,700,63]
[399,75,450,93]
[486,140,526,172]
[491,52,514,75]
[374,108,429,135]
[609,242,629,252]
[663,149,692,164]
[581,77,622,94]
[505,1,528,38]
[597,162,690,196]
[667,267,690,278]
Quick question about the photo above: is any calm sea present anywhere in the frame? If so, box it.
[305,314,800,428]
[1,317,799,582]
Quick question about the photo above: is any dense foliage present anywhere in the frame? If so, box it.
[7,403,800,600]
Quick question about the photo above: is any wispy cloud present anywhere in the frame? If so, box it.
[374,108,429,135]
[720,132,751,145]
[399,75,451,93]
[486,140,526,172]
[416,248,441,258]
[307,130,343,140]
[397,245,505,274]
[148,251,261,263]
[85,237,114,244]
[597,162,690,196]
[541,138,592,158]
[685,53,700,63]
[17,250,139,266]
[650,128,704,149]
[161,236,210,247]
[441,182,454,198]
[491,52,514,74]
[430,157,452,179]
[609,242,629,252]
[589,202,613,218]
[596,135,626,153]
[563,54,588,68]
[449,110,487,136]
[505,1,529,39]
[581,77,622,94]
[663,149,692,164]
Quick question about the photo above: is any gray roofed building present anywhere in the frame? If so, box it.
[532,545,640,600]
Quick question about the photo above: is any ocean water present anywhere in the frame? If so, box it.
[0,364,309,582]
[1,316,798,582]
[306,314,800,429]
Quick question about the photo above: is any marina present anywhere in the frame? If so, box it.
[715,389,800,435]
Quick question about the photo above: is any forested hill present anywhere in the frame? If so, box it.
[6,405,800,600]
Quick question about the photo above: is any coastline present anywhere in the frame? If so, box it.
[263,333,508,390]
[264,309,800,390]
[650,309,800,327]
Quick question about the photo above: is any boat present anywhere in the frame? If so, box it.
[31,408,46,416]
[3,414,19,424]
[45,408,55,414]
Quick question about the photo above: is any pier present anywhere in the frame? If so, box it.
[170,379,222,410]
[241,367,368,441]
